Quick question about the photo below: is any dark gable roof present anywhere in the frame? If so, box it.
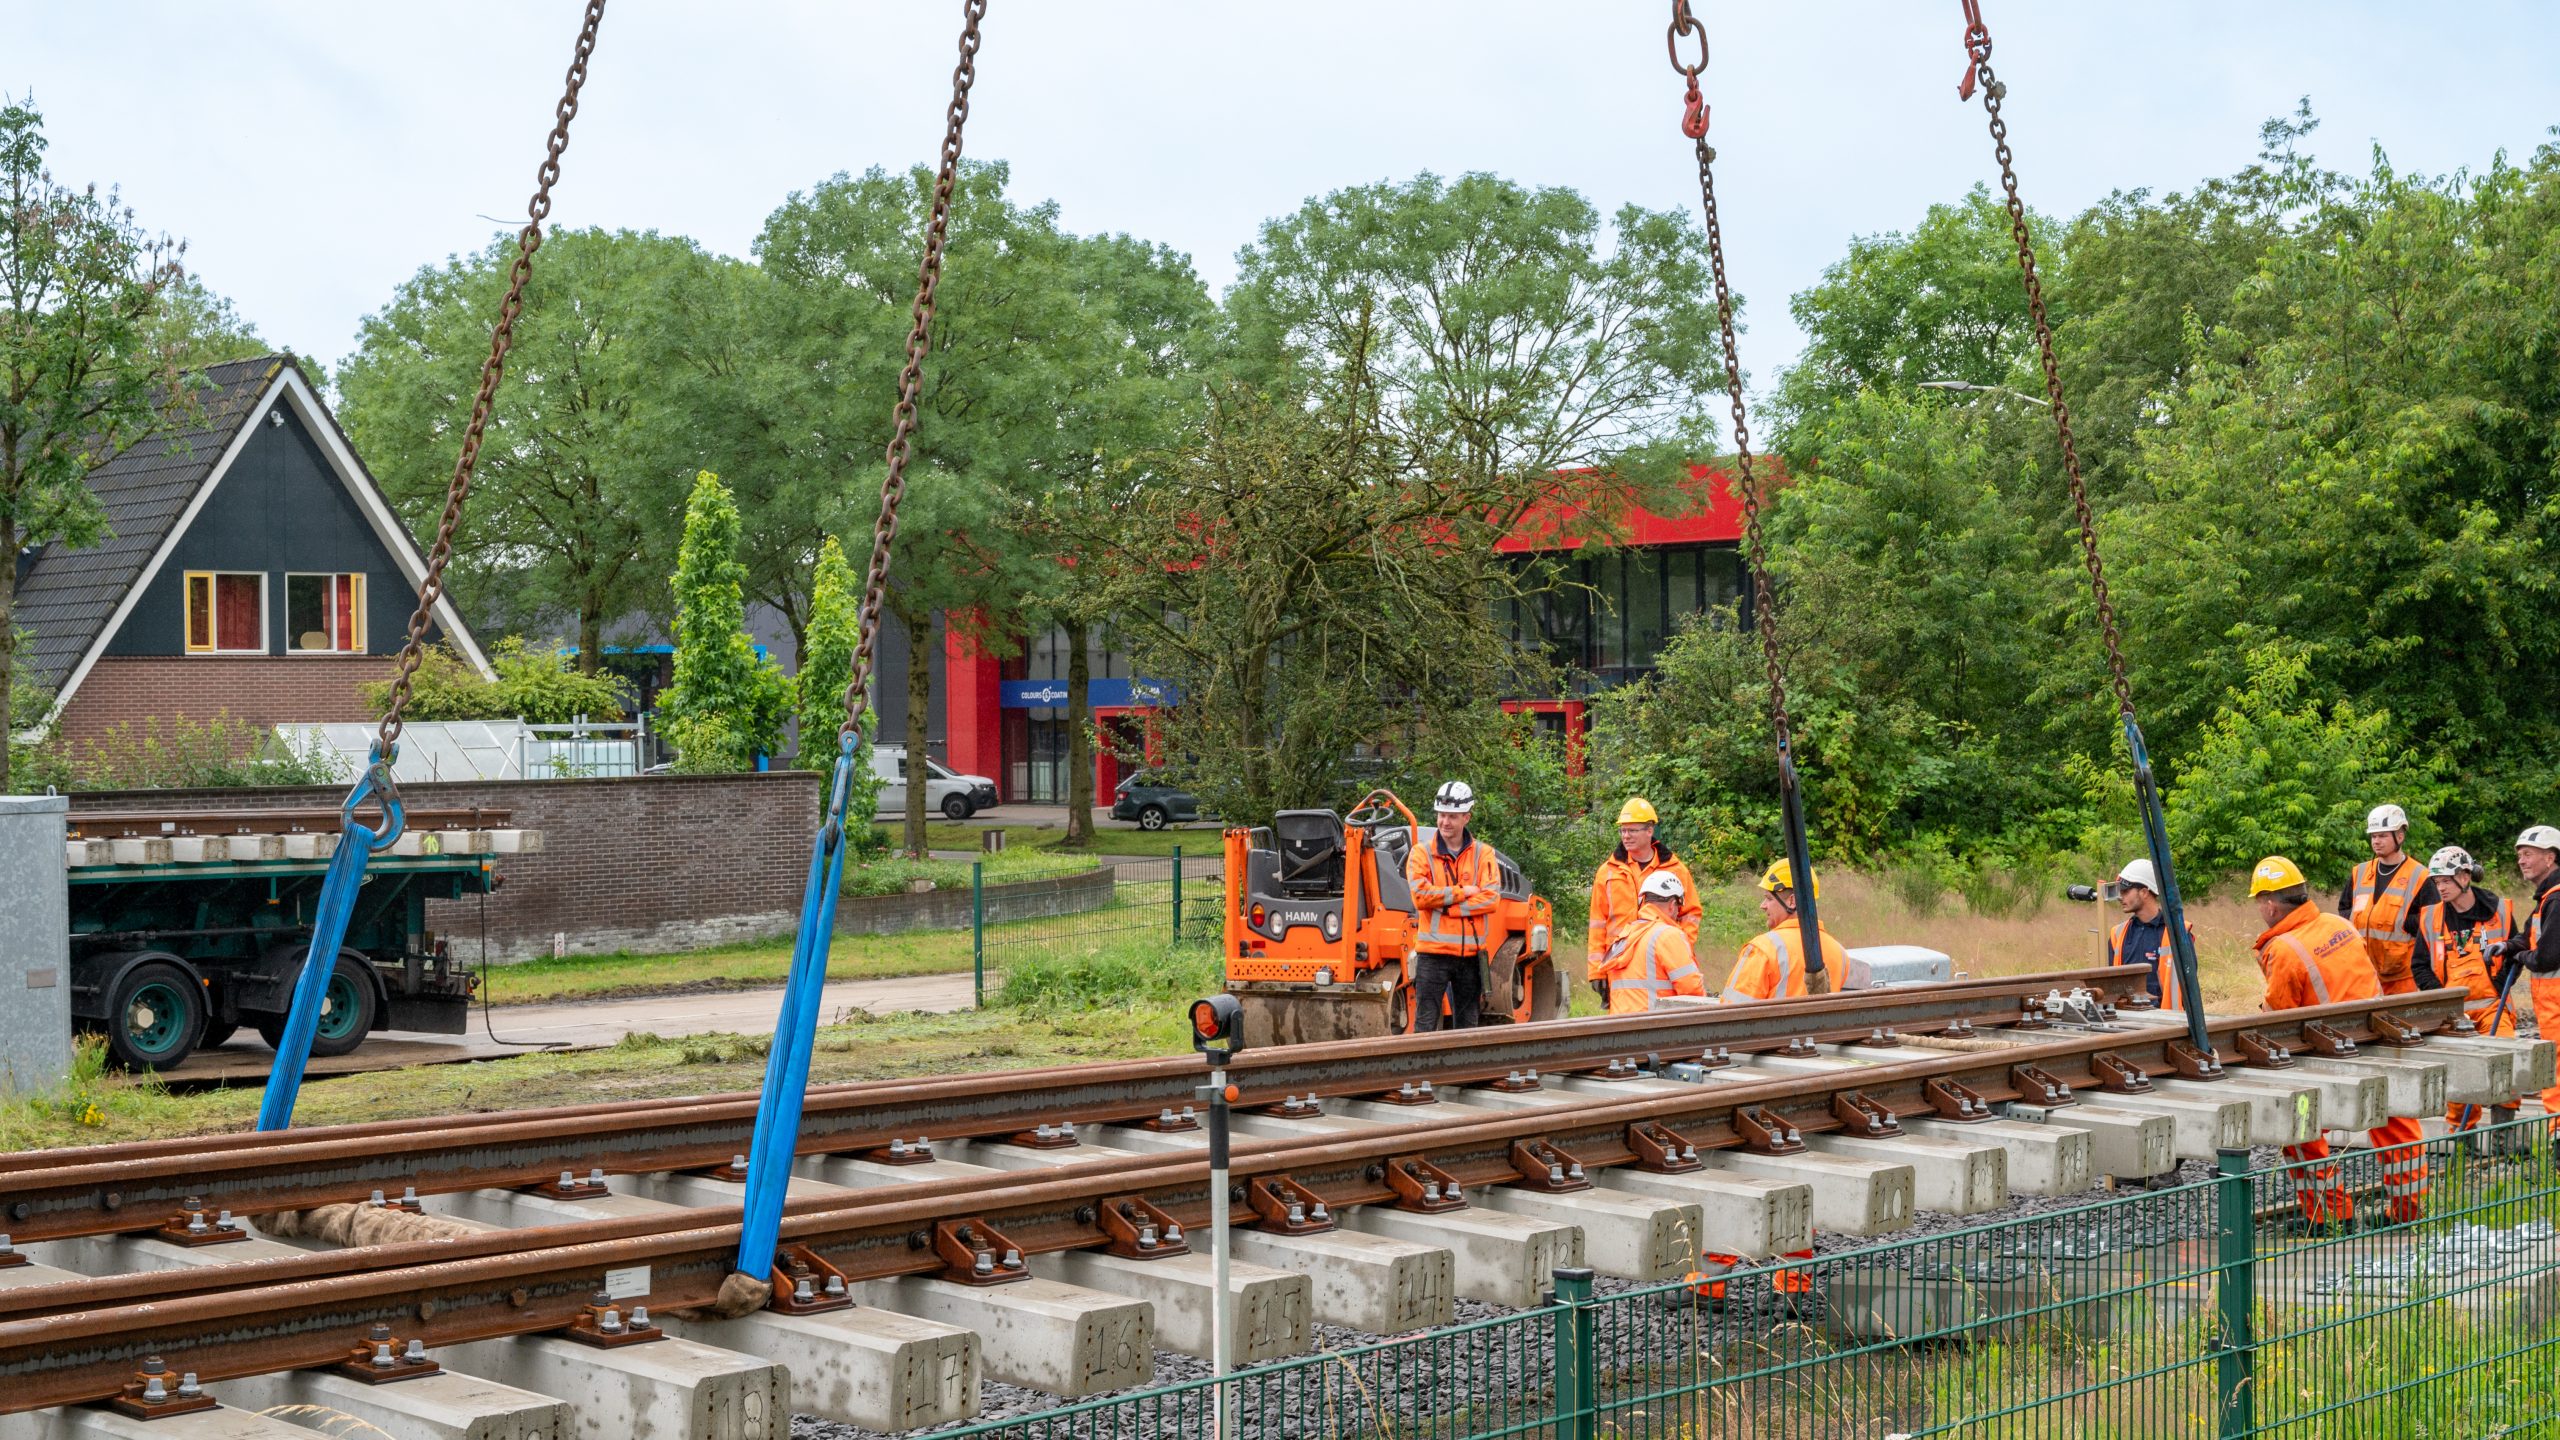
[15,356,285,692]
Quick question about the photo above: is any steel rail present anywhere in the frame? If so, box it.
[0,970,2141,1241]
[0,990,2468,1410]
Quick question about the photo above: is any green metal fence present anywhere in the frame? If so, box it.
[938,1114,2559,1440]
[971,847,1226,1003]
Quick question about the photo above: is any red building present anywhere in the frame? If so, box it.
[934,464,1748,803]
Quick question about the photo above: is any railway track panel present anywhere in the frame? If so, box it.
[0,986,2511,1418]
[0,972,2142,1246]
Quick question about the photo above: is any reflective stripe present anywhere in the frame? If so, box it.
[2354,860,2426,942]
[2277,933,2332,1004]
[1769,934,1796,997]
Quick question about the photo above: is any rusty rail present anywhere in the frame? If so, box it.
[0,970,2140,1240]
[0,988,2471,1410]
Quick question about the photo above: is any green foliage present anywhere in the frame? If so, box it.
[337,228,753,659]
[2165,648,2447,883]
[658,472,790,772]
[360,638,630,724]
[20,712,348,792]
[796,536,859,749]
[0,98,195,791]
[995,942,1224,1017]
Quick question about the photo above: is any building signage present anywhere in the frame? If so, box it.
[1000,677,1176,709]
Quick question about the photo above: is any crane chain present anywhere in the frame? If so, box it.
[376,0,608,756]
[1666,0,1794,754]
[1958,13,2135,722]
[838,0,988,745]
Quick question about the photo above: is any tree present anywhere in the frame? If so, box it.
[755,162,1211,854]
[1228,171,1726,503]
[1,97,190,790]
[338,228,748,665]
[1095,320,1554,828]
[2165,647,2446,883]
[657,472,789,772]
[795,535,860,752]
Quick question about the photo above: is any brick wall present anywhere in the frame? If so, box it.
[54,655,395,744]
[67,772,823,962]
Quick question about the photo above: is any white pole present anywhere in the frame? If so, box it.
[1207,1066,1232,1440]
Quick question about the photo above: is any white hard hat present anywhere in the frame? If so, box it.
[2366,803,2409,834]
[2519,824,2560,853]
[1638,870,1686,902]
[1433,780,1476,815]
[2426,845,2479,878]
[2116,858,2159,893]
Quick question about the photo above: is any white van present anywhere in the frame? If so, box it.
[871,744,1000,820]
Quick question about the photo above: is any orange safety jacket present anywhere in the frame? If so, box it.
[2418,892,2517,1007]
[2348,856,2430,991]
[2255,902,2380,1011]
[1406,829,1503,957]
[1597,915,1705,1014]
[2106,913,2197,1014]
[1727,921,1846,1003]
[1587,846,1702,968]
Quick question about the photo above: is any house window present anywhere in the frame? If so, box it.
[183,571,266,654]
[286,573,366,654]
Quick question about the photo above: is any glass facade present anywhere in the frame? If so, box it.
[1010,626,1134,804]
[1504,542,1745,687]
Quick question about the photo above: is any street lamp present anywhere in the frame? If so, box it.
[1917,378,2051,408]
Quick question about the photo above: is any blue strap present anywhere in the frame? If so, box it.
[257,747,405,1131]
[734,733,859,1282]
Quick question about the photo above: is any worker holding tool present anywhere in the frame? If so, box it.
[1593,872,1706,1015]
[2416,845,2521,1133]
[2105,858,2196,1013]
[1726,859,1844,1001]
[2342,804,2438,993]
[2250,855,2427,1229]
[2498,825,2560,1133]
[1405,780,1503,1031]
[1586,798,1701,1005]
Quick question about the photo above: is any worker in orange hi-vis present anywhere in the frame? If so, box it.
[2342,803,2438,994]
[2106,857,2196,1015]
[2416,845,2522,1131]
[1687,858,1845,1307]
[2503,826,2560,1136]
[1594,872,1706,1015]
[2251,855,2428,1229]
[1585,798,1701,1007]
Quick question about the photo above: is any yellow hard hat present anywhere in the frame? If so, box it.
[1615,797,1659,826]
[2247,855,2307,896]
[1758,858,1819,899]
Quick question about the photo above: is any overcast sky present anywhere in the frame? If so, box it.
[10,3,2558,396]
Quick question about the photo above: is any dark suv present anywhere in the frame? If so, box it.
[1111,773,1200,831]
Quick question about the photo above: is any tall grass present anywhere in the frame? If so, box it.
[995,937,1225,1015]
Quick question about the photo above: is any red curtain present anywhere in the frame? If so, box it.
[215,574,261,651]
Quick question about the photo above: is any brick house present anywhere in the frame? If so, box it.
[15,354,488,745]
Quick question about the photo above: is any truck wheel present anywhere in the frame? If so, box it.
[943,793,974,821]
[106,962,204,1071]
[256,951,378,1058]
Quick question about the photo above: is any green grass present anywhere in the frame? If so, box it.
[840,846,1094,898]
[873,820,1212,859]
[1,941,1208,1152]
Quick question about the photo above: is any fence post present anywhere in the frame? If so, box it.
[1551,1266,1597,1440]
[971,861,985,1009]
[2213,1147,2257,1440]
[1171,844,1184,943]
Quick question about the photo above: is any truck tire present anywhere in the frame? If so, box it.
[105,960,205,1071]
[255,950,378,1058]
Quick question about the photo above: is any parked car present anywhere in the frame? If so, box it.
[872,744,999,819]
[1111,772,1201,831]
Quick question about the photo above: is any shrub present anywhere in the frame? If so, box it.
[25,712,347,791]
[360,638,630,725]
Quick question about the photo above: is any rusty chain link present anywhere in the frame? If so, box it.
[1666,0,1794,760]
[838,0,988,745]
[1960,17,2138,722]
[375,1,607,758]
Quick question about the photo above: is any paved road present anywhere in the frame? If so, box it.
[180,971,983,1083]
